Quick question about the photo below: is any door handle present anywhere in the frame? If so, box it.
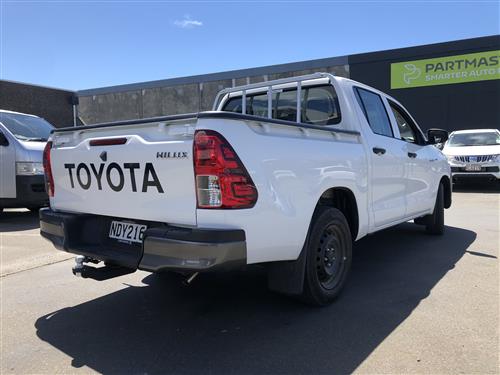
[408,152,417,158]
[372,147,386,155]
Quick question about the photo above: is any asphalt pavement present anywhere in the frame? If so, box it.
[0,183,498,374]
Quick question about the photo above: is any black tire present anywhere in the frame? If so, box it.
[426,183,445,235]
[301,206,352,306]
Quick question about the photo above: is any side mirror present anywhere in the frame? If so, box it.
[427,128,448,145]
[0,131,9,146]
[434,142,444,150]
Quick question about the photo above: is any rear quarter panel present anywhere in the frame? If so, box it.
[195,117,368,264]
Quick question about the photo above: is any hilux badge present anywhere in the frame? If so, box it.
[156,151,188,159]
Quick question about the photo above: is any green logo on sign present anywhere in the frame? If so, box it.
[391,50,500,89]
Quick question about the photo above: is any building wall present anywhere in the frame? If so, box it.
[349,35,500,132]
[3,37,497,132]
[0,80,76,128]
[76,35,499,132]
[77,62,349,125]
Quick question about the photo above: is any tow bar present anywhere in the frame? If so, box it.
[72,255,135,281]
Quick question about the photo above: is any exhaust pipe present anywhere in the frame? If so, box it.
[183,272,199,286]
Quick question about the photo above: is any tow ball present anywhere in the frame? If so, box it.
[72,255,134,280]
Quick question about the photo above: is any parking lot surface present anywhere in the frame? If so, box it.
[1,185,498,374]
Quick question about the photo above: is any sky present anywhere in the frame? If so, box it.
[0,0,499,91]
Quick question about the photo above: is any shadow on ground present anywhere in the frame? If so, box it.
[453,180,500,194]
[35,223,475,374]
[0,209,40,232]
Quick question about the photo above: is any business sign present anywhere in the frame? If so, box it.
[391,50,500,89]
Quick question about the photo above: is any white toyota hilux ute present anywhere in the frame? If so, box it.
[40,73,452,305]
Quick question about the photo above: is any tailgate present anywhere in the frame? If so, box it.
[49,118,198,225]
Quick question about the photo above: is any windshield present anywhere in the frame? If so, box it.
[0,112,54,141]
[447,131,500,147]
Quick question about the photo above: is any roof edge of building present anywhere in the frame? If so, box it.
[77,34,499,97]
[0,79,75,94]
[77,55,349,97]
[348,34,500,64]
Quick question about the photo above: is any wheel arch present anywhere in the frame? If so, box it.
[267,185,359,296]
[315,186,359,241]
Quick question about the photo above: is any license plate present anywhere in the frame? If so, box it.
[465,164,482,172]
[109,221,147,243]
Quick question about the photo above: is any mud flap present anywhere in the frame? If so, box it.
[267,244,307,295]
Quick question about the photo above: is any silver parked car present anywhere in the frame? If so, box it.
[0,110,54,213]
[442,129,500,183]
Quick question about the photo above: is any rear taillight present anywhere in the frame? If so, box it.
[193,130,257,209]
[43,141,54,197]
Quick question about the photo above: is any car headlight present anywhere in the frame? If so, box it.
[446,155,456,162]
[493,154,500,162]
[16,162,44,175]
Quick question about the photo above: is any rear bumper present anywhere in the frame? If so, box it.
[39,208,247,272]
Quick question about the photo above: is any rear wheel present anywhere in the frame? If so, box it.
[425,183,445,235]
[301,207,352,306]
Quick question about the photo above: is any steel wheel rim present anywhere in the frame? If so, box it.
[316,224,345,290]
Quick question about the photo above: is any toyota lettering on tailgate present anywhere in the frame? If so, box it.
[63,162,165,193]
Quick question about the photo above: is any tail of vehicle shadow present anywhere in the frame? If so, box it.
[0,209,40,232]
[35,223,475,375]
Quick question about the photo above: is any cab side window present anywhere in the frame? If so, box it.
[303,86,340,125]
[388,101,423,144]
[222,84,341,126]
[275,85,340,125]
[354,87,393,137]
[252,93,276,118]
[222,96,251,114]
[275,89,298,122]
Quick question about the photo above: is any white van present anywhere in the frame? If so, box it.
[0,109,54,213]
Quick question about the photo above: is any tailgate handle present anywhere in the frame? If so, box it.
[90,137,127,146]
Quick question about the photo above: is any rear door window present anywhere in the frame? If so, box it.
[354,87,393,137]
